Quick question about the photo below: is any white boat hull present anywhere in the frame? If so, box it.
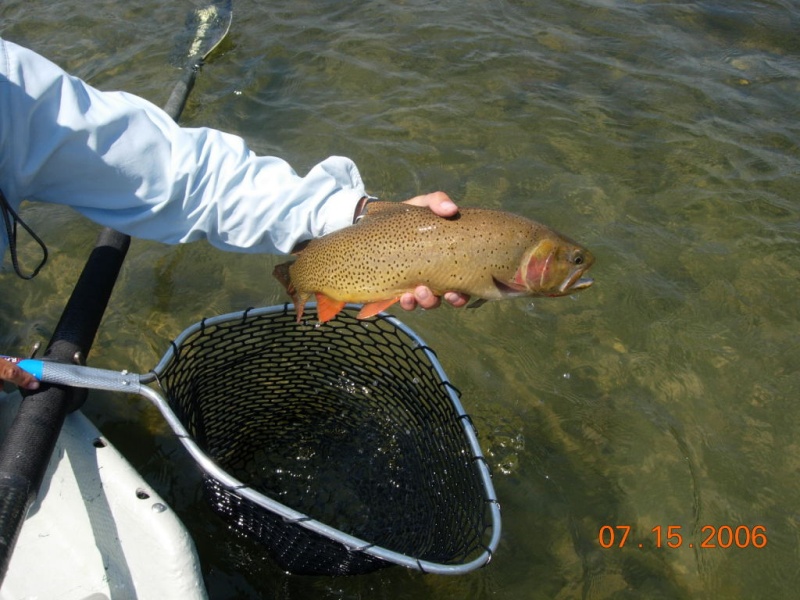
[0,391,207,599]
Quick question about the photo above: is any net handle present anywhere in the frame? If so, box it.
[3,305,503,575]
[2,357,147,392]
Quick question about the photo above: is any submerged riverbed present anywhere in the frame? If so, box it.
[3,1,800,598]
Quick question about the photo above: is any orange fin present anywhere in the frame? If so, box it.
[356,298,399,319]
[315,293,346,323]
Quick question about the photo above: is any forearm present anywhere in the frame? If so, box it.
[0,37,365,256]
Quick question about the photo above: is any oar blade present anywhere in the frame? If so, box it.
[171,0,233,65]
[186,0,233,61]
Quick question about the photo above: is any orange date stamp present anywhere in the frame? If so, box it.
[598,525,767,549]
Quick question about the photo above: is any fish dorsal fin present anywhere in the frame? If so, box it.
[362,201,409,218]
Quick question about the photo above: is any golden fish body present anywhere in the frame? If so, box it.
[274,202,594,322]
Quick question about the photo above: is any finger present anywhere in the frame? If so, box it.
[399,288,468,311]
[14,368,40,390]
[414,286,441,310]
[403,192,459,217]
[0,363,40,391]
[399,292,417,311]
[20,377,40,391]
[399,286,443,311]
[443,291,470,308]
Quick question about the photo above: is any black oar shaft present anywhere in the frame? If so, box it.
[164,61,201,122]
[0,0,232,585]
[0,229,130,581]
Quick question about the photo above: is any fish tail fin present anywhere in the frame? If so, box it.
[273,261,305,322]
[272,261,294,293]
[356,298,399,319]
[315,293,346,323]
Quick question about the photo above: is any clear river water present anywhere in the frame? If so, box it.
[3,1,800,598]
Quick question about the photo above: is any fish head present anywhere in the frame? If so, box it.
[516,237,595,297]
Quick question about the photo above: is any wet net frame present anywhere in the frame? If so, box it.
[146,304,501,576]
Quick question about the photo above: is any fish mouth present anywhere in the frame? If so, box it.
[559,270,594,294]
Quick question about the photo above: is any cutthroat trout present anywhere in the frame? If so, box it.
[273,202,595,322]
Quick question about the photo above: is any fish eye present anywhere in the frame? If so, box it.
[573,253,584,265]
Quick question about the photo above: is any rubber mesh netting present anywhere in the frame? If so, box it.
[158,305,497,575]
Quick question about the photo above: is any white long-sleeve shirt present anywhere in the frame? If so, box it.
[0,37,366,264]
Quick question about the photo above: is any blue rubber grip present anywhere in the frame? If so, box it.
[0,357,43,380]
[15,359,43,380]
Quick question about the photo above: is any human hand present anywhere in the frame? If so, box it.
[399,192,470,311]
[402,191,459,218]
[1,359,40,391]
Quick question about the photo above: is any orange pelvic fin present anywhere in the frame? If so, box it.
[356,298,399,319]
[315,293,347,323]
